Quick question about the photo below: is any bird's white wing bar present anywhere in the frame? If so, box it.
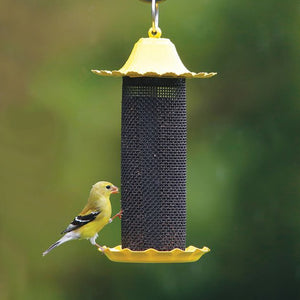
[61,211,101,234]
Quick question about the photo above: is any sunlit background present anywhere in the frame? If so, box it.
[1,0,299,299]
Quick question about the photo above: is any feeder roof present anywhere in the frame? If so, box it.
[92,37,217,78]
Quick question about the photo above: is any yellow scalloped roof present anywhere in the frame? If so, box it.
[100,245,210,263]
[92,38,217,78]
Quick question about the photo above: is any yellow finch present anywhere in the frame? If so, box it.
[43,181,122,256]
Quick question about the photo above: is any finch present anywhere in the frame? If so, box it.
[43,181,122,256]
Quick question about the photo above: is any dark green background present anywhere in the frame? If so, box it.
[1,0,299,299]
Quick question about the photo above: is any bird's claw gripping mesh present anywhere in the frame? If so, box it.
[121,77,186,251]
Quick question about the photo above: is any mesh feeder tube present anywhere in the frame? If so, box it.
[121,76,186,251]
[92,32,216,262]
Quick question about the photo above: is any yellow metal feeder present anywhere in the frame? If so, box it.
[93,0,216,263]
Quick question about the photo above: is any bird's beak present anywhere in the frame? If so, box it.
[111,186,119,194]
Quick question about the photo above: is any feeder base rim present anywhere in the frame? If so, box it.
[99,245,210,263]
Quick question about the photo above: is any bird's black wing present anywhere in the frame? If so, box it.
[61,211,101,234]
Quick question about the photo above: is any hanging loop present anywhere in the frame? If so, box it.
[149,0,161,38]
[148,26,162,38]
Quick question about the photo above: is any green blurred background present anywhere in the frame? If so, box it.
[1,0,299,299]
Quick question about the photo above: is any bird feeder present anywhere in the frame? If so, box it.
[92,0,216,263]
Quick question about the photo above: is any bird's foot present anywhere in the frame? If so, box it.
[111,210,123,222]
[95,243,106,253]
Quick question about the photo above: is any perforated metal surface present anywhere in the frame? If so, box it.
[121,77,186,251]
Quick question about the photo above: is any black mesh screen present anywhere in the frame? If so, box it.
[121,77,186,251]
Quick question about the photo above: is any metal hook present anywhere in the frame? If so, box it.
[149,0,161,37]
[152,0,159,32]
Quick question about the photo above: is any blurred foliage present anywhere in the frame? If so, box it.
[1,0,299,299]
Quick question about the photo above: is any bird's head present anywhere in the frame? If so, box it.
[91,181,119,198]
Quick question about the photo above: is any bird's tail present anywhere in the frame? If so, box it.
[42,233,78,256]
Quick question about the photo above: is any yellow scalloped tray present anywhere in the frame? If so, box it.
[99,245,210,263]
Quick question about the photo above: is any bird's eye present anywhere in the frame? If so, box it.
[106,185,111,190]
